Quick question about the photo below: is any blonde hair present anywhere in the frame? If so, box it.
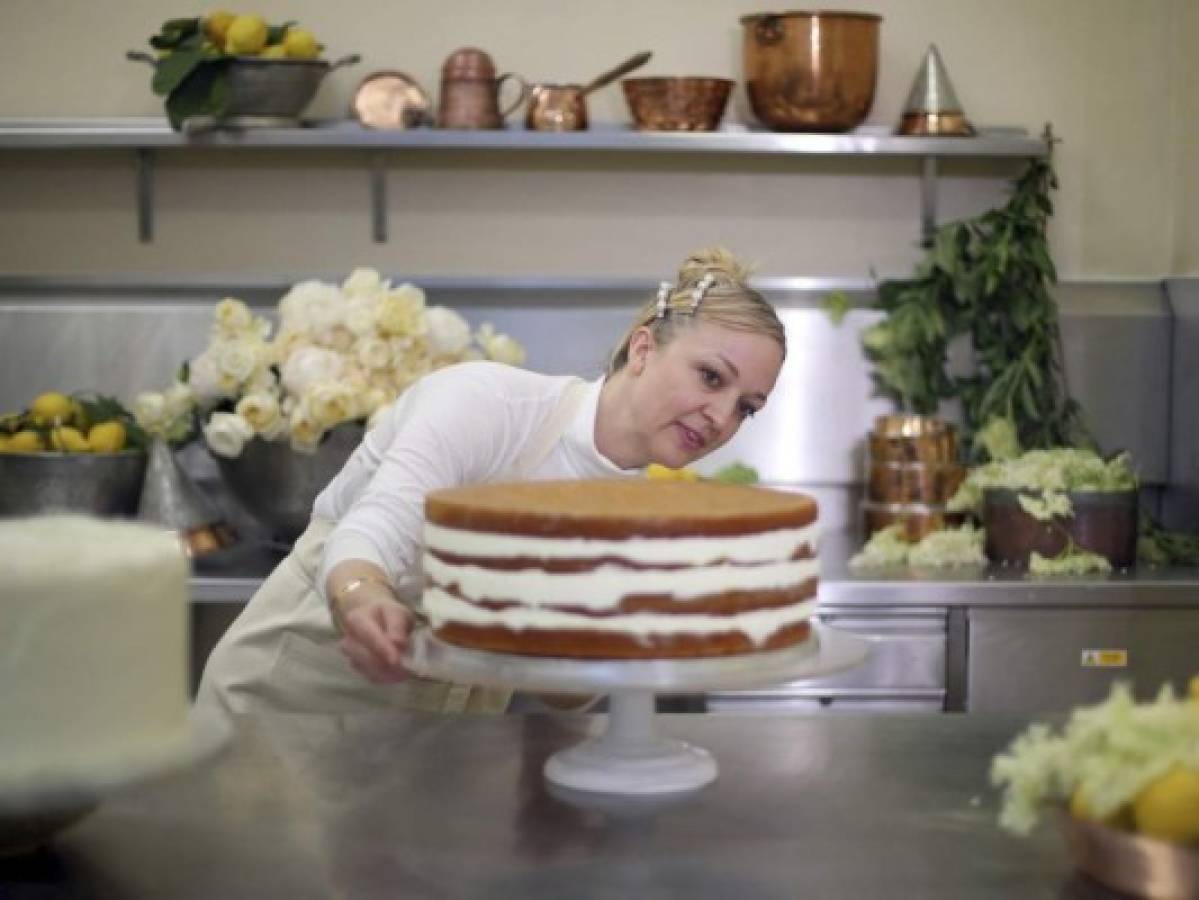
[608,247,786,374]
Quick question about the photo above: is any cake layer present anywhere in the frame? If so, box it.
[426,479,818,538]
[434,620,813,659]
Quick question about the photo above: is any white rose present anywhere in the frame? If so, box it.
[235,392,283,436]
[203,411,255,458]
[359,386,393,418]
[305,379,358,429]
[288,402,324,454]
[355,336,393,371]
[215,338,263,387]
[317,324,356,353]
[474,323,527,366]
[377,285,427,338]
[187,350,232,404]
[425,306,472,356]
[163,381,196,418]
[270,329,312,367]
[342,267,388,297]
[278,280,343,336]
[281,346,344,398]
[344,294,380,337]
[243,368,280,398]
[133,391,167,433]
[213,297,253,337]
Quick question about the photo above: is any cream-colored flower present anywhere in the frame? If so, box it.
[342,267,388,298]
[425,306,472,356]
[344,294,380,337]
[377,284,427,338]
[243,367,280,398]
[305,379,358,429]
[359,386,393,419]
[278,279,344,336]
[215,337,264,388]
[235,392,284,437]
[288,402,324,454]
[339,362,370,396]
[187,350,233,404]
[213,297,254,338]
[203,411,255,458]
[270,329,313,367]
[281,346,344,397]
[163,381,196,419]
[476,323,527,366]
[133,391,167,433]
[355,336,393,371]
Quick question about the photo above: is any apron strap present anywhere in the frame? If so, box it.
[508,377,590,480]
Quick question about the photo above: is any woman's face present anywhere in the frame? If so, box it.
[625,320,784,468]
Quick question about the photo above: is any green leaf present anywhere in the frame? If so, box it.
[820,290,851,326]
[267,21,298,44]
[152,45,203,96]
[164,60,231,130]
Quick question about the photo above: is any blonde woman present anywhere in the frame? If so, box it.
[195,248,787,727]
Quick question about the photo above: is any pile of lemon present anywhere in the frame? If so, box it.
[202,11,321,60]
[0,392,131,455]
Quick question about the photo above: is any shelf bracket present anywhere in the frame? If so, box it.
[920,155,937,247]
[370,151,387,243]
[136,148,155,243]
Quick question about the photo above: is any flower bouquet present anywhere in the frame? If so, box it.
[135,268,525,538]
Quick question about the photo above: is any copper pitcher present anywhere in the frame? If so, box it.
[437,47,528,129]
[524,51,652,131]
[741,11,881,132]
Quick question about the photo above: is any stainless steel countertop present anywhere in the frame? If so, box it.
[190,530,1199,608]
[1,712,1115,899]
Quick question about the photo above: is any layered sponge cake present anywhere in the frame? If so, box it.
[421,479,819,659]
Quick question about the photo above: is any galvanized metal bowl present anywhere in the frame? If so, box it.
[0,451,147,518]
[214,424,363,542]
[222,57,334,122]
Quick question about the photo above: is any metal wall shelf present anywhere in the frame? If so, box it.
[0,117,1049,244]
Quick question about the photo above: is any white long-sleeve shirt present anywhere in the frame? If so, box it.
[313,361,639,601]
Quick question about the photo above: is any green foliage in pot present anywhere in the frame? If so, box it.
[860,146,1092,463]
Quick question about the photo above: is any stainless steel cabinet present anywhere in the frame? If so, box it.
[706,608,947,713]
[966,607,1199,713]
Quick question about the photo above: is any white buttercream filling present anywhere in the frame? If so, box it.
[425,591,818,646]
[424,521,819,565]
[424,554,820,609]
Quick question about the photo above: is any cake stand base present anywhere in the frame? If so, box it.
[543,690,716,794]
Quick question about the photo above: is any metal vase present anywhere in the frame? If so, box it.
[138,438,238,558]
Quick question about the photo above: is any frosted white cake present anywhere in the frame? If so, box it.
[0,516,193,797]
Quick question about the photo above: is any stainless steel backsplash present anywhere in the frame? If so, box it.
[0,276,1190,532]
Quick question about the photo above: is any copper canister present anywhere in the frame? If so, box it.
[867,461,965,505]
[861,501,966,543]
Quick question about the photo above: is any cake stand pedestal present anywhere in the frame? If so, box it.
[406,622,868,796]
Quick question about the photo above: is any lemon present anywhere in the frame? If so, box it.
[0,435,9,452]
[50,426,91,453]
[204,10,237,46]
[30,392,74,427]
[8,430,45,452]
[1069,786,1132,829]
[260,43,288,59]
[283,28,320,60]
[1189,674,1199,702]
[1132,766,1199,843]
[224,14,268,56]
[87,421,127,453]
[646,463,699,481]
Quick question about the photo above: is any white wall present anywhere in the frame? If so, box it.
[0,0,1189,279]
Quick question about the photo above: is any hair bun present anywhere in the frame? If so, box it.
[677,247,753,291]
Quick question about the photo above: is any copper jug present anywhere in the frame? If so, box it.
[437,47,528,129]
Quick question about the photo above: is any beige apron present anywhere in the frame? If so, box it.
[192,379,589,733]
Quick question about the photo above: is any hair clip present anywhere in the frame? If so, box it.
[655,281,672,319]
[691,273,716,312]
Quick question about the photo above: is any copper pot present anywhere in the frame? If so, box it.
[982,488,1139,570]
[525,51,652,132]
[740,10,881,132]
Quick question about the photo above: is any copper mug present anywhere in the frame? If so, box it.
[524,51,652,132]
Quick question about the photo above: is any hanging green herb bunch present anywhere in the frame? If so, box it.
[860,142,1092,463]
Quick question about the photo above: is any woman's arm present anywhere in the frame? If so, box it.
[326,558,413,683]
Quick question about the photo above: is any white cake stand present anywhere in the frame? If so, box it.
[405,622,868,796]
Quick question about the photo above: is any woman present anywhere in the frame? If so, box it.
[194,247,787,728]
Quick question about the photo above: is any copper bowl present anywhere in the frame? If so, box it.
[621,77,734,131]
[861,501,966,543]
[740,10,881,132]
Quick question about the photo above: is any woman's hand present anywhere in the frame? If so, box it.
[327,564,414,683]
[336,591,414,683]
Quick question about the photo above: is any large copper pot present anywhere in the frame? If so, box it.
[741,10,881,132]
